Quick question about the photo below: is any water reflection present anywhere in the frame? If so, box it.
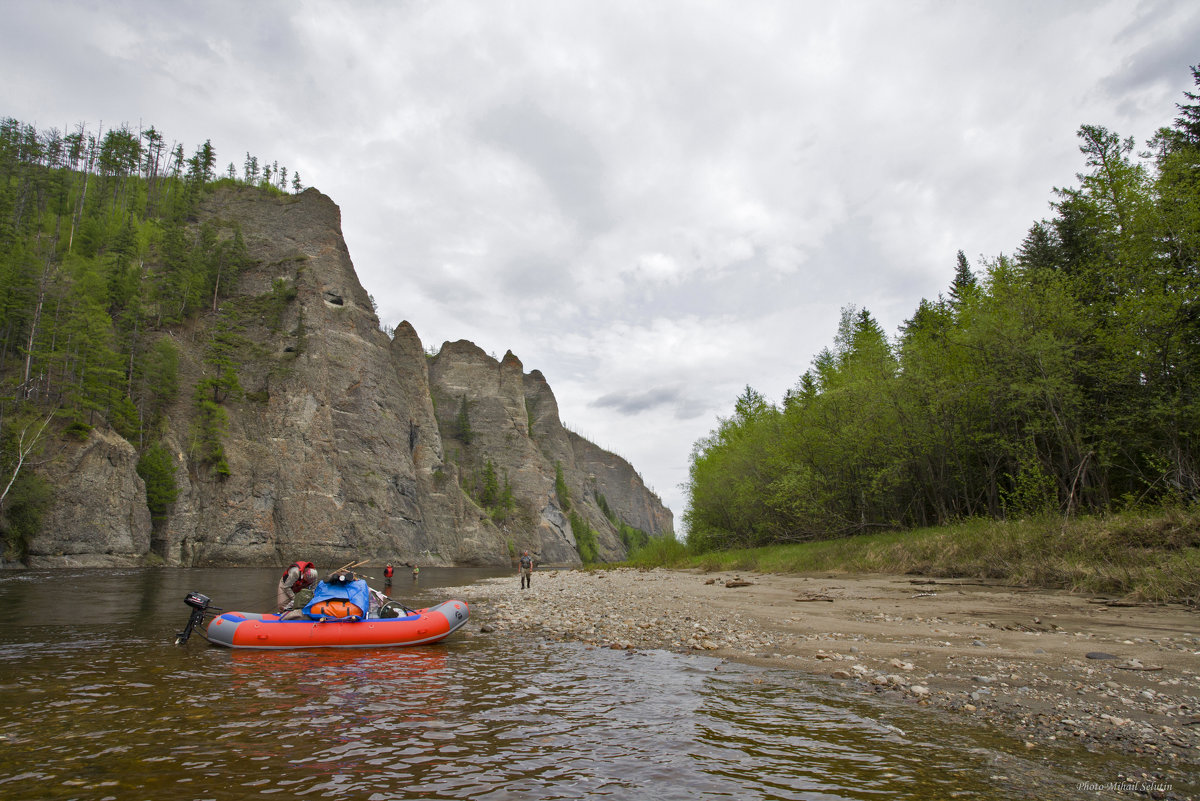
[226,647,452,722]
[0,569,1148,800]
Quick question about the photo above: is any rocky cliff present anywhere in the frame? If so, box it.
[24,186,672,568]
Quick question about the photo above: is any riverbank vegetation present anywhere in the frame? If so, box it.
[626,508,1200,605]
[673,64,1200,602]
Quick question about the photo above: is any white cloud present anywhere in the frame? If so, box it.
[622,253,683,287]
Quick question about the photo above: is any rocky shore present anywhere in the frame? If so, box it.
[447,567,1200,798]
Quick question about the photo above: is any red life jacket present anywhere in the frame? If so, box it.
[283,561,316,592]
[384,565,394,578]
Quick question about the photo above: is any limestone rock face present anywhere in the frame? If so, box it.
[23,186,672,567]
[568,430,674,539]
[426,345,675,565]
[29,428,152,567]
[429,343,582,564]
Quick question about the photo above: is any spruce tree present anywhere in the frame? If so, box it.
[455,396,473,445]
[948,250,977,306]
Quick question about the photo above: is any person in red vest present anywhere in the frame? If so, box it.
[383,563,394,586]
[277,561,318,613]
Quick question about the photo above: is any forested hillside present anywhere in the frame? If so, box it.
[685,65,1200,552]
[0,119,301,555]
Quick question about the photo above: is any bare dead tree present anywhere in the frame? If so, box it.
[0,409,55,509]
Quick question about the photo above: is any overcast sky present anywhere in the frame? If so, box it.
[3,1,1197,531]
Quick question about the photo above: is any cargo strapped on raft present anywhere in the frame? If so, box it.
[302,575,370,621]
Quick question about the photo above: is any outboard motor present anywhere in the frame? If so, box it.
[175,592,216,645]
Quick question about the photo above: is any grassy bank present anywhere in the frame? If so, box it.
[624,508,1200,606]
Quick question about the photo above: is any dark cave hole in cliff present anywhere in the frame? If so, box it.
[323,292,344,306]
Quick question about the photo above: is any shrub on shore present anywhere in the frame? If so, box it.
[623,508,1200,606]
[624,534,692,568]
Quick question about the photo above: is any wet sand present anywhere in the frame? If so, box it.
[448,567,1200,797]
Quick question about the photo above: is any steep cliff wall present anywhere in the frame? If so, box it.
[567,430,674,539]
[426,343,669,565]
[27,429,151,568]
[24,186,672,567]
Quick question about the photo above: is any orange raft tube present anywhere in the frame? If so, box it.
[204,599,469,649]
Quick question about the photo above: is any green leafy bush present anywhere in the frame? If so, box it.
[569,511,598,563]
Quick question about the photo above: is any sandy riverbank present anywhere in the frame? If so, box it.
[445,567,1199,797]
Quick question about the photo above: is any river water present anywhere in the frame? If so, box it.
[0,568,1138,800]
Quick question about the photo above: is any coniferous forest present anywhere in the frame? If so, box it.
[0,118,301,554]
[685,66,1200,553]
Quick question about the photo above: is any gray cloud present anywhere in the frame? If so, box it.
[591,384,709,420]
[476,100,613,234]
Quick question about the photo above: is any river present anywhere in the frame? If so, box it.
[0,568,1132,800]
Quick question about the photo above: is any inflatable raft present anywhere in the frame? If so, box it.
[177,574,469,650]
[204,599,469,649]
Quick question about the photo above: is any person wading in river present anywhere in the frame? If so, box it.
[519,551,534,589]
[277,561,318,613]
